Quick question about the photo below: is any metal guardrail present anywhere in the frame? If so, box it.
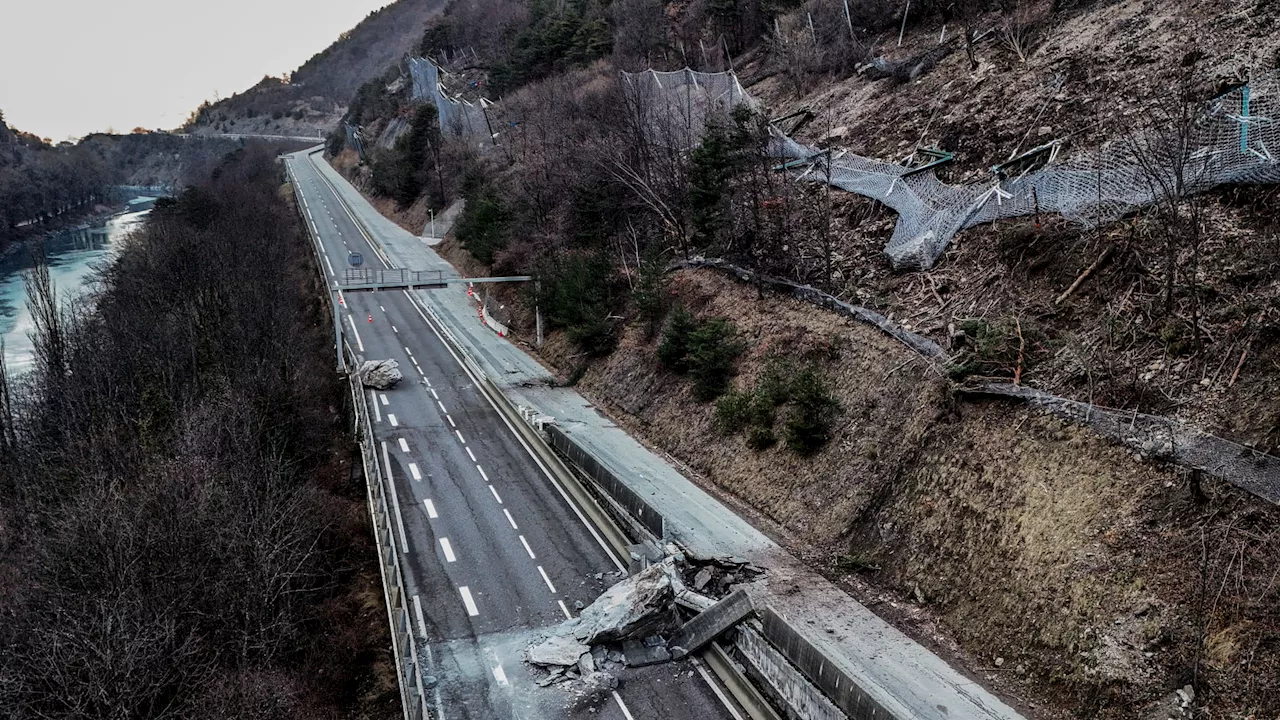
[346,347,434,720]
[343,267,449,288]
[286,158,428,720]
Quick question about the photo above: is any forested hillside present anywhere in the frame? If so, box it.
[183,0,443,137]
[0,148,393,718]
[0,111,109,252]
[327,0,1280,716]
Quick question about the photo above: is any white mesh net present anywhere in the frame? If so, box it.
[408,57,491,138]
[623,68,1280,269]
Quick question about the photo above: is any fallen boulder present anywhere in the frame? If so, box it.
[527,629,591,667]
[572,561,679,645]
[357,359,402,390]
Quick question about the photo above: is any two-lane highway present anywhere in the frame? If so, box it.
[285,151,746,720]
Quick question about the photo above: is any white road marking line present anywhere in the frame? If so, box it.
[693,656,746,720]
[447,415,456,428]
[477,465,489,482]
[493,664,509,687]
[455,430,465,444]
[413,595,427,639]
[388,414,399,427]
[323,254,335,275]
[424,499,438,518]
[398,289,626,573]
[439,537,456,562]
[337,290,346,306]
[430,389,439,400]
[381,442,410,553]
[612,691,635,720]
[416,365,425,376]
[411,356,420,367]
[408,463,421,481]
[370,390,381,423]
[405,346,413,355]
[379,394,389,406]
[519,535,536,559]
[392,325,399,333]
[346,315,364,352]
[399,438,410,453]
[537,566,557,593]
[459,586,480,616]
[465,446,476,462]
[503,509,518,529]
[489,485,503,504]
[558,600,572,619]
[437,401,447,414]
[380,305,386,312]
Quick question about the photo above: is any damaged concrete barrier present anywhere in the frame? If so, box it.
[669,588,755,659]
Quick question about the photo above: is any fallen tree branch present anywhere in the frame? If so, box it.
[1055,245,1115,305]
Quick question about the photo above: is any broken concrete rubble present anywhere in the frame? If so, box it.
[356,359,402,390]
[527,629,590,667]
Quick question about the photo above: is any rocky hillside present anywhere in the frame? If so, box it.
[183,0,443,137]
[321,0,1280,716]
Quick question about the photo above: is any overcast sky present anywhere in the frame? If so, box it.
[0,0,395,141]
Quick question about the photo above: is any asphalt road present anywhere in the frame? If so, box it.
[285,152,745,720]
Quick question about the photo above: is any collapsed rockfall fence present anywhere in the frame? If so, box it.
[626,67,1280,269]
[675,257,1280,505]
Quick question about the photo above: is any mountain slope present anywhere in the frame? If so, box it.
[184,0,443,137]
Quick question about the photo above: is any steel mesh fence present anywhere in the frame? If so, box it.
[408,57,491,138]
[623,68,1280,269]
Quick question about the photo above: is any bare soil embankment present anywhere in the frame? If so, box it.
[536,268,1280,719]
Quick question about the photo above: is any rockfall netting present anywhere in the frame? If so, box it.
[623,68,1280,269]
[408,57,491,138]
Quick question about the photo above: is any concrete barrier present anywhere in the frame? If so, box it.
[545,424,666,540]
[734,623,847,720]
[670,588,755,657]
[759,606,892,720]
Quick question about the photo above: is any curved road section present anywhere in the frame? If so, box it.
[285,153,746,720]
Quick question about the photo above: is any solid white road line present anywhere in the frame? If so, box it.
[424,499,438,518]
[399,438,410,453]
[408,463,421,481]
[388,414,399,427]
[558,600,572,619]
[413,595,427,639]
[455,430,465,443]
[370,391,381,423]
[346,315,364,352]
[439,537,456,562]
[379,394,389,406]
[613,691,636,720]
[519,535,536,559]
[537,565,557,593]
[504,509,518,530]
[492,664,509,687]
[693,656,747,720]
[458,586,480,616]
[465,446,476,462]
[323,254,335,275]
[489,485,503,504]
[381,442,410,554]
[477,465,490,482]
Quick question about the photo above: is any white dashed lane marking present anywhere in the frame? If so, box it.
[399,438,410,453]
[424,499,438,518]
[503,509,518,530]
[459,586,480,616]
[519,535,536,559]
[537,566,557,594]
[439,538,456,563]
[489,485,503,504]
[409,463,421,481]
